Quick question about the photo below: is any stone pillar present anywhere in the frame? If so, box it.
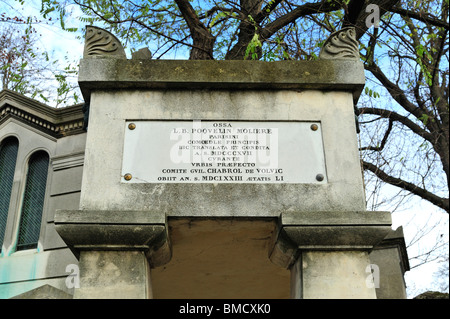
[300,251,376,299]
[268,28,399,299]
[76,251,151,299]
[54,210,170,299]
[369,227,410,299]
[290,256,302,299]
[270,211,392,299]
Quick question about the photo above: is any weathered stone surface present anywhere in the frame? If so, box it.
[55,210,170,299]
[319,27,360,60]
[369,227,410,299]
[301,251,377,299]
[131,47,152,59]
[74,250,151,299]
[79,89,367,216]
[269,211,392,269]
[54,210,171,267]
[78,59,365,102]
[83,26,126,59]
[10,284,72,299]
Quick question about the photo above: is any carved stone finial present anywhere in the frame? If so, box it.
[319,27,360,60]
[83,26,126,59]
[131,47,152,60]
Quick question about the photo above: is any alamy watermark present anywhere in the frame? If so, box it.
[65,264,80,289]
[366,4,380,28]
[366,264,380,289]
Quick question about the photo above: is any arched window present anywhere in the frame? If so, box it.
[16,151,49,251]
[0,137,19,252]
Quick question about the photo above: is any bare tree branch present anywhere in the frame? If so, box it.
[360,118,393,151]
[365,63,432,122]
[390,6,450,30]
[260,1,338,41]
[359,107,434,142]
[362,160,449,212]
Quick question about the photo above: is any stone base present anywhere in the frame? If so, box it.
[271,210,392,299]
[74,250,151,299]
[269,210,392,269]
[54,210,171,267]
[299,251,377,299]
[54,210,171,299]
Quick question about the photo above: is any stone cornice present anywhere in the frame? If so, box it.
[372,226,410,273]
[0,89,85,137]
[269,211,393,269]
[78,27,365,105]
[78,59,366,104]
[55,210,172,268]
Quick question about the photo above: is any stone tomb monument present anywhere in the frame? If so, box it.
[55,26,396,299]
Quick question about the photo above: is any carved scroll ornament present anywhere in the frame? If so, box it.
[319,27,360,60]
[83,26,126,58]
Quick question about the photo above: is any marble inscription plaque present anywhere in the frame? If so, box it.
[121,120,327,183]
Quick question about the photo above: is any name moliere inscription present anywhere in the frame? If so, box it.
[121,120,327,183]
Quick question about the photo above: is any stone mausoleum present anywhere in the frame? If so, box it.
[0,26,409,299]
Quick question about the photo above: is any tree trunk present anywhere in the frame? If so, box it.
[174,0,215,60]
[225,0,263,60]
